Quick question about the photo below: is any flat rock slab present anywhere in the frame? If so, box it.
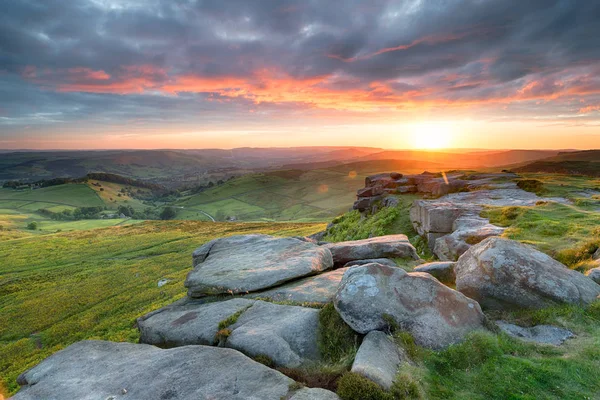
[226,301,320,368]
[496,321,574,346]
[456,237,600,310]
[247,268,349,304]
[185,234,333,297]
[13,341,295,400]
[324,235,419,266]
[413,262,456,285]
[351,331,408,389]
[335,264,485,349]
[138,298,255,347]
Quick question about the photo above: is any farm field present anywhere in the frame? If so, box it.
[0,220,325,395]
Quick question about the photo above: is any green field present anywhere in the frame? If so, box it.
[176,167,394,222]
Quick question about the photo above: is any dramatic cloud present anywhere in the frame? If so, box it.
[1,0,599,147]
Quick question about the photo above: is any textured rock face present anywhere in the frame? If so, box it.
[246,268,348,304]
[413,262,456,285]
[351,331,408,389]
[13,341,295,400]
[455,238,600,310]
[586,267,600,284]
[226,301,320,368]
[324,235,419,266]
[185,234,333,297]
[496,321,574,346]
[138,298,255,347]
[594,248,600,260]
[334,264,486,349]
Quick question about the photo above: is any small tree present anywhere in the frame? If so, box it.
[27,221,38,230]
[160,207,177,220]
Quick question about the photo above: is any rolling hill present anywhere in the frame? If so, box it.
[515,150,600,176]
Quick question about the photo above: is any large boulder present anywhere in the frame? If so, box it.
[185,234,333,297]
[226,301,320,368]
[137,298,255,347]
[324,235,419,266]
[246,268,349,304]
[334,264,486,349]
[351,331,408,389]
[13,341,296,400]
[594,248,600,260]
[455,237,600,310]
[413,261,456,285]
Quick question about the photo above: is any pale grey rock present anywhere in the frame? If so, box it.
[185,234,333,297]
[157,279,169,288]
[413,262,456,285]
[351,331,408,389]
[137,298,255,347]
[247,268,348,304]
[496,321,574,346]
[456,237,600,310]
[289,388,341,400]
[334,264,485,349]
[593,248,600,261]
[343,258,397,268]
[433,215,505,261]
[13,341,294,400]
[226,301,320,368]
[586,267,600,284]
[324,235,419,266]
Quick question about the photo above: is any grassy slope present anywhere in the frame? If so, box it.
[481,173,600,272]
[0,220,324,395]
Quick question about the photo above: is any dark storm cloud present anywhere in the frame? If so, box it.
[1,0,600,137]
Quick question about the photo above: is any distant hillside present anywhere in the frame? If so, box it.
[515,150,600,176]
[359,150,561,168]
[0,147,383,186]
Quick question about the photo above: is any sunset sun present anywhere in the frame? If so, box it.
[411,123,454,149]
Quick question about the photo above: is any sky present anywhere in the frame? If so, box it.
[1,0,599,150]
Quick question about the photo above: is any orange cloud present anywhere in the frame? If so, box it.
[579,104,600,113]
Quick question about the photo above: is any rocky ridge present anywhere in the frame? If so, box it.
[13,171,600,398]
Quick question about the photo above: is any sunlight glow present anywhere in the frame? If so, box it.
[410,122,455,149]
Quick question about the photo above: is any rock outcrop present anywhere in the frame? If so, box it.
[185,234,333,297]
[334,264,486,349]
[455,237,600,310]
[496,321,574,346]
[410,187,567,259]
[324,235,419,266]
[139,299,320,368]
[13,341,309,400]
[351,331,409,389]
[413,261,456,285]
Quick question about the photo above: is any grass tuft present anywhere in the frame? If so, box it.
[317,304,360,365]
